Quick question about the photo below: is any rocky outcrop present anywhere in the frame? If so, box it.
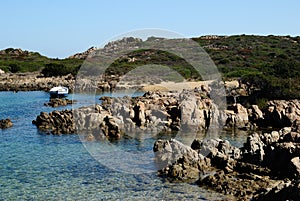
[0,72,75,92]
[224,100,300,132]
[33,89,225,139]
[261,100,300,131]
[32,110,74,134]
[154,127,300,200]
[68,47,97,59]
[0,48,31,57]
[153,139,204,180]
[225,103,250,129]
[0,118,13,129]
[103,37,142,54]
[254,180,300,201]
[44,98,75,107]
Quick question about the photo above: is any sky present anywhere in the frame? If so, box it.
[0,0,299,58]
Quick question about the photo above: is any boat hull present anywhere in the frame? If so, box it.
[49,91,68,98]
[49,86,69,98]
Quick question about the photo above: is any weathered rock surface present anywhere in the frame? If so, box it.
[154,127,300,200]
[68,47,97,59]
[0,72,75,92]
[44,98,75,107]
[262,100,300,131]
[29,80,300,199]
[224,100,300,132]
[254,180,300,201]
[33,89,226,140]
[225,103,250,129]
[153,139,203,180]
[0,118,13,129]
[32,110,74,134]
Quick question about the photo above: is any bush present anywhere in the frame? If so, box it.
[9,64,20,73]
[256,98,268,109]
[41,63,76,77]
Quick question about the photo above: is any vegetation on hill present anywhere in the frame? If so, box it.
[1,35,300,100]
[0,48,82,75]
[192,35,300,100]
[107,49,201,80]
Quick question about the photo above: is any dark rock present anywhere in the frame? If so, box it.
[241,133,265,164]
[282,131,300,143]
[248,104,263,123]
[100,116,123,139]
[0,118,13,129]
[260,100,300,130]
[32,110,74,134]
[264,142,300,178]
[254,180,300,201]
[153,139,201,181]
[44,98,75,107]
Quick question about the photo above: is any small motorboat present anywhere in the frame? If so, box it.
[49,86,69,98]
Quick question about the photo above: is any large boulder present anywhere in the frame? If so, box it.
[248,104,264,124]
[153,139,202,180]
[263,141,300,178]
[179,90,202,129]
[225,103,249,129]
[241,133,265,164]
[100,115,123,139]
[33,110,74,134]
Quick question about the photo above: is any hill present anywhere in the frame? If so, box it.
[194,35,300,100]
[1,35,300,100]
[0,48,82,75]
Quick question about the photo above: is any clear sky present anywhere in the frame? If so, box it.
[1,0,299,58]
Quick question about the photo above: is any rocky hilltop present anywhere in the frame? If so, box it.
[68,47,97,59]
[0,48,36,57]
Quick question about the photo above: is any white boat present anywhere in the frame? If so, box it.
[49,86,69,98]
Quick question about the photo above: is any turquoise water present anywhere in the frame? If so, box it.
[0,91,233,200]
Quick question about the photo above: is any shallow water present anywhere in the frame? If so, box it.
[0,91,244,200]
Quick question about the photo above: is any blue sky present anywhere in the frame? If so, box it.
[0,0,299,58]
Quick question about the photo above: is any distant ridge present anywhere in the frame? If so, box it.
[68,47,97,59]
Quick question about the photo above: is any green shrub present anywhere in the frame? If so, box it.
[41,63,77,77]
[256,98,268,109]
[9,63,20,73]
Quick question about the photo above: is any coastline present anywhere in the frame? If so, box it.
[30,86,300,200]
[2,72,300,200]
[0,72,74,92]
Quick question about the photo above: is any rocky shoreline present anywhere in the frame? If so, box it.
[0,72,152,93]
[30,85,300,200]
[153,129,300,200]
[0,72,75,92]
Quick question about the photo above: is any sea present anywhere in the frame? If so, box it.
[0,91,247,200]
